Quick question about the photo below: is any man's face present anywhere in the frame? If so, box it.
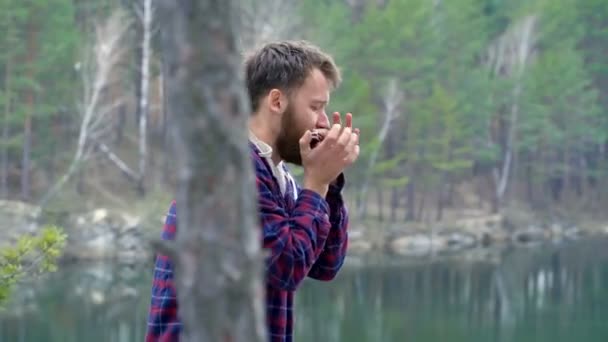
[276,69,331,165]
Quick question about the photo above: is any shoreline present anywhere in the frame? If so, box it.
[1,199,607,264]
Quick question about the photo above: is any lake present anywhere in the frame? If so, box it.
[1,237,608,342]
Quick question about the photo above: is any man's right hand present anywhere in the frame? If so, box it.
[299,113,359,196]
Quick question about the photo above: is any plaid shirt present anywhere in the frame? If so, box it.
[146,142,349,342]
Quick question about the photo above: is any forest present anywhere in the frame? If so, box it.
[0,0,606,225]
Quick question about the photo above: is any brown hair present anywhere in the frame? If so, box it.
[244,40,341,112]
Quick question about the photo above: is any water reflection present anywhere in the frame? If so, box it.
[296,238,608,342]
[0,262,150,342]
[1,238,608,341]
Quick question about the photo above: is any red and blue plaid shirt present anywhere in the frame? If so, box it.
[145,142,349,342]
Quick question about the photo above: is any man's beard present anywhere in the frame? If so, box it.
[276,104,306,166]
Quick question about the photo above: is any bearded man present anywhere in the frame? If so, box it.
[146,40,360,342]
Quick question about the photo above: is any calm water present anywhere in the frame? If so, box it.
[1,238,608,342]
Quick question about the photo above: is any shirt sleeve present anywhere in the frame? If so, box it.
[306,173,349,281]
[145,201,182,342]
[257,167,333,291]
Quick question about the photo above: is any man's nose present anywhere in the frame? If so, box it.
[317,112,329,128]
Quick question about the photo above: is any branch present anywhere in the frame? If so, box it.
[95,141,139,182]
[357,78,403,217]
[39,10,132,208]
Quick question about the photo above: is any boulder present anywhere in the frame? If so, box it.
[438,231,477,251]
[512,226,547,246]
[62,208,147,262]
[388,233,447,256]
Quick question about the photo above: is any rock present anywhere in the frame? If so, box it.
[62,208,148,261]
[512,226,547,246]
[348,239,373,254]
[91,208,108,224]
[456,214,504,231]
[388,233,447,256]
[90,290,105,305]
[478,227,510,246]
[119,286,138,299]
[564,226,582,240]
[0,199,41,221]
[64,231,115,260]
[439,231,477,251]
[0,200,40,239]
[347,229,374,255]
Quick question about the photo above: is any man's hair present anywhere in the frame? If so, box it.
[244,40,341,112]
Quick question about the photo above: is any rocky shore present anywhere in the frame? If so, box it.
[347,214,607,258]
[1,200,607,264]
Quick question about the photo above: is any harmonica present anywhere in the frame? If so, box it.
[310,130,324,148]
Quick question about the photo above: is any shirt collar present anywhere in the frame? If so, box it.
[248,130,273,159]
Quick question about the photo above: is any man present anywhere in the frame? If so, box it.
[146,40,359,342]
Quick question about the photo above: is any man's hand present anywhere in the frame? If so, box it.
[300,112,360,196]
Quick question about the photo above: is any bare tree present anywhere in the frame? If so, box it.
[237,0,300,51]
[485,15,537,213]
[357,78,402,219]
[1,48,11,199]
[39,11,132,208]
[133,0,155,196]
[156,0,265,340]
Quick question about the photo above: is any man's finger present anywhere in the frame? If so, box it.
[345,113,352,128]
[337,127,352,148]
[346,145,360,164]
[299,130,313,154]
[332,112,341,125]
[348,130,358,149]
[324,123,342,144]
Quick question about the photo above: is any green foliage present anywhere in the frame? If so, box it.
[0,225,67,306]
[297,0,608,215]
[0,0,606,216]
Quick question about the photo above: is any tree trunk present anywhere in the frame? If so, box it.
[356,78,400,219]
[487,15,536,213]
[446,177,455,206]
[1,52,11,199]
[436,144,454,221]
[436,178,445,222]
[355,190,368,220]
[526,159,534,207]
[22,19,37,201]
[390,187,398,222]
[157,1,266,341]
[405,180,416,221]
[137,0,152,197]
[376,186,384,222]
[417,182,427,222]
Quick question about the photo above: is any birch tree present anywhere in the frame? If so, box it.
[237,0,300,50]
[356,78,402,219]
[39,11,132,208]
[485,15,537,213]
[156,0,266,340]
[133,0,154,196]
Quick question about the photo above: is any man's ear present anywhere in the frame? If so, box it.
[268,89,286,114]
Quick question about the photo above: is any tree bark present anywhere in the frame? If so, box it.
[157,1,266,341]
[405,180,416,221]
[486,15,536,213]
[22,19,37,201]
[1,50,11,199]
[390,187,399,222]
[137,0,153,196]
[357,78,400,219]
[376,186,384,222]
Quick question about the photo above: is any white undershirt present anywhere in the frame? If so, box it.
[249,131,298,200]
